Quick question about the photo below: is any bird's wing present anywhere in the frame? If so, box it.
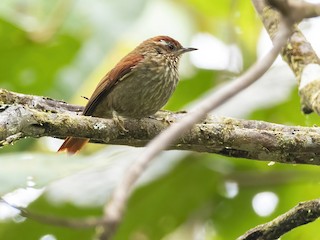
[83,53,144,115]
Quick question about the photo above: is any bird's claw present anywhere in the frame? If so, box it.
[112,111,128,132]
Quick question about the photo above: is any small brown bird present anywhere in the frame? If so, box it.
[58,36,197,154]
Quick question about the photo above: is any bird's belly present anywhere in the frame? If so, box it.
[106,74,177,118]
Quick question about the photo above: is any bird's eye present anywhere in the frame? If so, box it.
[166,42,175,51]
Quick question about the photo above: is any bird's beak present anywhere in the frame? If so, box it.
[175,47,198,55]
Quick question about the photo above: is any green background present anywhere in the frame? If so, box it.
[0,0,319,239]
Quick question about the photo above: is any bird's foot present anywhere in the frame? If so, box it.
[112,111,128,132]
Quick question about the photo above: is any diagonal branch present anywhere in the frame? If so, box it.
[99,0,320,238]
[237,198,320,240]
[98,14,293,240]
[252,0,320,115]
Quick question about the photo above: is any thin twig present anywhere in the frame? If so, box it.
[98,20,293,240]
[0,198,103,229]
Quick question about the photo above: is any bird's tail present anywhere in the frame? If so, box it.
[58,137,89,154]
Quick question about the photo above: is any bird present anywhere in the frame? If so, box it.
[58,35,197,154]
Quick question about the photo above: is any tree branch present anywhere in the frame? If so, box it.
[237,198,320,240]
[0,88,83,113]
[267,0,320,21]
[252,0,320,115]
[1,89,320,165]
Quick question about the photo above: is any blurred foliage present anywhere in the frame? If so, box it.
[0,18,80,96]
[250,88,320,126]
[0,0,320,240]
[166,69,217,111]
[114,156,219,240]
[0,196,99,239]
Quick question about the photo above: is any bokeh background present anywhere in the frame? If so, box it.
[1,0,320,239]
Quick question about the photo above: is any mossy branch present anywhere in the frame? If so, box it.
[1,88,320,165]
[252,0,320,115]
